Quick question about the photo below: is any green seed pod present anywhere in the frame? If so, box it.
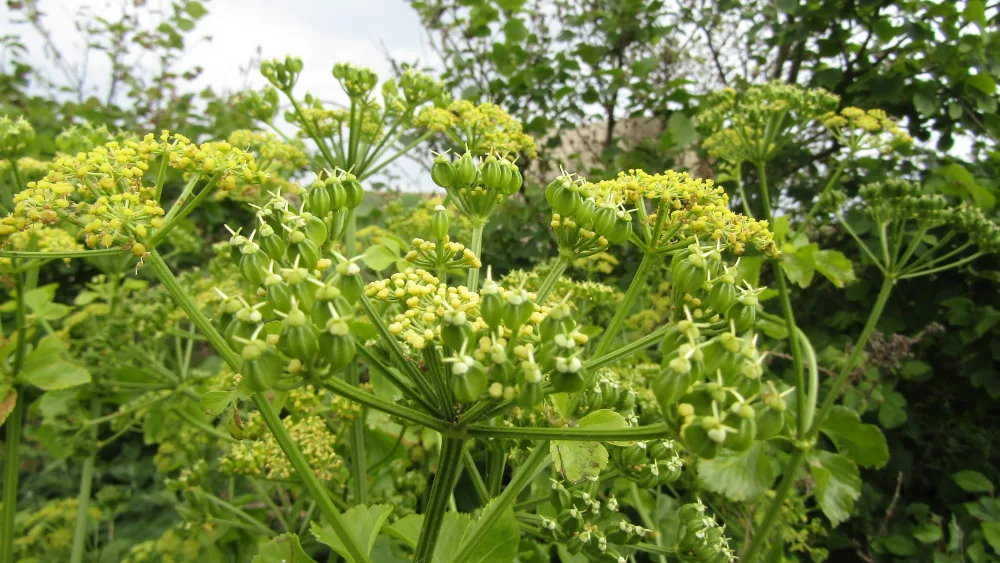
[681,420,719,460]
[503,162,523,196]
[551,184,581,217]
[574,198,596,229]
[327,180,348,209]
[441,310,475,351]
[550,484,572,512]
[454,152,478,187]
[480,154,503,190]
[518,381,544,409]
[228,234,247,266]
[431,205,449,240]
[431,153,457,189]
[279,307,319,361]
[335,261,364,304]
[308,181,333,216]
[606,212,633,245]
[342,174,364,208]
[480,288,503,330]
[241,340,284,392]
[673,259,708,295]
[257,227,287,262]
[726,302,756,332]
[755,404,785,441]
[451,359,488,403]
[592,206,617,238]
[239,247,269,287]
[544,177,571,208]
[706,275,737,315]
[289,235,320,270]
[551,371,584,393]
[320,320,356,370]
[723,416,756,452]
[503,289,535,330]
[653,363,694,413]
[265,279,293,313]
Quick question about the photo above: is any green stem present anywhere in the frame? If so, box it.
[465,422,668,441]
[0,248,127,260]
[250,479,291,533]
[835,212,889,276]
[630,483,667,563]
[794,157,849,238]
[203,493,275,536]
[899,252,984,279]
[70,399,100,563]
[465,221,486,293]
[451,442,551,562]
[592,251,658,359]
[741,447,806,561]
[535,255,570,304]
[353,343,438,415]
[143,250,370,563]
[147,173,221,248]
[1,268,28,563]
[414,437,466,562]
[583,323,673,373]
[358,132,433,181]
[346,362,368,505]
[461,450,491,504]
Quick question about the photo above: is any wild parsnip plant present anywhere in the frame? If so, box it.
[2,57,998,563]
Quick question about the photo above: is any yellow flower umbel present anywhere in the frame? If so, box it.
[820,107,913,154]
[1,131,260,257]
[219,129,308,201]
[0,115,35,160]
[416,100,538,158]
[697,82,840,165]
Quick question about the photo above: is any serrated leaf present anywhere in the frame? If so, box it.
[878,401,907,429]
[385,514,422,549]
[953,470,994,494]
[200,391,235,418]
[819,406,889,468]
[781,244,817,288]
[253,533,317,563]
[551,440,608,484]
[808,451,861,526]
[813,249,856,288]
[696,442,774,501]
[312,504,393,562]
[577,409,630,445]
[362,245,398,272]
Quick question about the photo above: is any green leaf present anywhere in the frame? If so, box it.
[983,522,1000,553]
[0,388,16,428]
[200,391,235,418]
[21,360,90,391]
[913,93,937,117]
[913,523,943,544]
[968,74,997,96]
[878,401,907,429]
[808,451,861,526]
[667,113,697,146]
[933,163,996,211]
[775,0,798,13]
[819,406,889,468]
[781,244,817,288]
[176,18,195,32]
[362,245,398,272]
[813,249,856,288]
[964,0,986,27]
[253,533,317,563]
[551,440,608,484]
[632,56,658,77]
[463,503,520,562]
[504,18,528,42]
[385,514,422,549]
[883,534,918,556]
[385,512,472,563]
[949,102,963,120]
[312,504,393,563]
[953,470,995,494]
[577,409,630,445]
[185,1,208,19]
[696,442,774,501]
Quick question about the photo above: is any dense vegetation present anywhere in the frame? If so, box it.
[1,1,999,562]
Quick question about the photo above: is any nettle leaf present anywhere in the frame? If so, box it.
[819,406,889,468]
[953,470,995,494]
[551,440,608,484]
[808,451,861,526]
[813,249,856,288]
[312,504,393,562]
[200,391,235,418]
[253,533,317,563]
[696,442,774,501]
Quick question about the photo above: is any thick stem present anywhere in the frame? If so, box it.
[143,250,370,563]
[466,422,668,441]
[535,255,570,304]
[414,437,466,562]
[451,442,551,561]
[69,398,101,563]
[1,268,28,563]
[465,221,486,293]
[346,363,368,505]
[741,447,807,561]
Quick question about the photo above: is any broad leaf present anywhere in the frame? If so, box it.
[883,534,917,556]
[577,409,630,445]
[913,523,943,544]
[666,113,697,146]
[808,451,861,526]
[953,470,994,494]
[21,361,91,390]
[200,391,236,418]
[551,440,608,484]
[312,504,393,562]
[362,245,398,272]
[462,503,520,562]
[385,512,472,563]
[982,522,1000,553]
[781,244,817,288]
[819,406,889,468]
[696,442,774,501]
[253,533,317,563]
[813,249,856,288]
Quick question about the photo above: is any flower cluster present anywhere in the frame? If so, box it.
[431,151,525,222]
[697,83,839,164]
[674,500,736,562]
[14,498,101,559]
[545,169,779,257]
[416,100,538,158]
[0,115,35,159]
[223,413,344,481]
[1,132,259,256]
[611,439,684,488]
[123,528,205,563]
[0,224,82,265]
[821,107,913,153]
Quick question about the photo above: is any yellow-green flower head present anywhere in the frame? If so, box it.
[0,156,56,185]
[332,62,379,99]
[820,106,913,154]
[2,131,259,253]
[582,169,778,257]
[0,224,83,265]
[0,115,35,159]
[697,82,840,164]
[415,100,538,158]
[223,413,345,481]
[55,123,116,155]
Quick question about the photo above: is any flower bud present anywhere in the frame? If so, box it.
[431,205,449,240]
[431,153,457,189]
